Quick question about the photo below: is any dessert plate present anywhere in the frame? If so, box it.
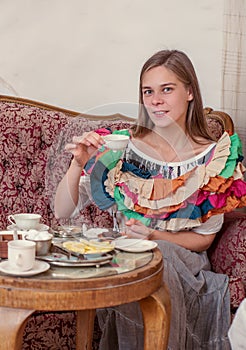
[0,260,50,276]
[7,223,49,232]
[114,239,157,253]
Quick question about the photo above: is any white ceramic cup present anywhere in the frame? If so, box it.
[7,213,41,230]
[103,134,130,150]
[8,240,36,271]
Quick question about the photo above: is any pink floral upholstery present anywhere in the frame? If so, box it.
[0,97,132,349]
[22,311,76,349]
[208,211,246,311]
[22,311,101,350]
[0,100,68,229]
[0,98,132,230]
[0,97,245,348]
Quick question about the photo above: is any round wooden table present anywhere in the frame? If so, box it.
[0,248,171,350]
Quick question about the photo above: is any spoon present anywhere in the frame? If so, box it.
[13,229,18,240]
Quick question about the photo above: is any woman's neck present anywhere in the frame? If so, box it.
[152,123,188,149]
[133,127,212,162]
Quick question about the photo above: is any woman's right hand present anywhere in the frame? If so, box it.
[65,131,105,167]
[124,218,152,239]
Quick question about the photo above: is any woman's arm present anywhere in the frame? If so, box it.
[149,229,216,252]
[124,218,217,252]
[54,159,84,218]
[54,131,104,218]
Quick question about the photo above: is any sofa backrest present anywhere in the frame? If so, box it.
[0,95,134,230]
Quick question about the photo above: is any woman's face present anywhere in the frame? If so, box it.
[141,65,193,130]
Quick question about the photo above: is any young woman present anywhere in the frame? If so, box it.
[55,50,246,349]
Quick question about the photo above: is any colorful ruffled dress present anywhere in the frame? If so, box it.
[86,129,246,232]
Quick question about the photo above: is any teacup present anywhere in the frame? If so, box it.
[8,213,41,230]
[8,240,36,271]
[103,134,130,150]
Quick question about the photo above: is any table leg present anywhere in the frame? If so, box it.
[139,283,171,350]
[76,309,96,350]
[0,307,35,350]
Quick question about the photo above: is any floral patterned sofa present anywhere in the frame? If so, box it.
[0,95,245,348]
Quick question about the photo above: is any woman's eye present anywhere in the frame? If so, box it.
[143,89,152,95]
[163,87,172,93]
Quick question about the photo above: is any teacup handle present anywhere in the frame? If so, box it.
[8,215,16,225]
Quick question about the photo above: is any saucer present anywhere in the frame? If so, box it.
[7,223,49,232]
[0,260,50,276]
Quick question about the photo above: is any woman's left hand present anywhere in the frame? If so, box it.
[123,218,152,240]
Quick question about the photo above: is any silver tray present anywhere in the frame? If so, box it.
[37,252,113,267]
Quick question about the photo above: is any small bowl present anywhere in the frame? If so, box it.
[103,134,129,150]
[52,225,82,238]
[25,234,53,256]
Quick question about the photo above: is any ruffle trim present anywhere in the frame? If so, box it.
[92,131,246,230]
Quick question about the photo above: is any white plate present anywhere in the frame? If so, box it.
[114,239,157,253]
[0,260,50,276]
[7,223,49,232]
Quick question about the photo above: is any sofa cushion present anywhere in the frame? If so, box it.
[208,211,246,310]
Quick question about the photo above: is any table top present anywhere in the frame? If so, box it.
[0,233,157,279]
[0,248,163,311]
[0,249,153,279]
[41,250,153,279]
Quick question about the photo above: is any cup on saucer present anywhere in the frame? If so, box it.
[8,240,36,271]
[7,213,41,231]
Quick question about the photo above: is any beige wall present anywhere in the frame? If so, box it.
[0,0,224,116]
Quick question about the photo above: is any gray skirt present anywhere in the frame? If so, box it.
[97,241,231,350]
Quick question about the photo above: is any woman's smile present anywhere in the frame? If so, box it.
[152,109,168,116]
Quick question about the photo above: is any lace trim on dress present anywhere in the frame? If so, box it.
[124,140,216,179]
